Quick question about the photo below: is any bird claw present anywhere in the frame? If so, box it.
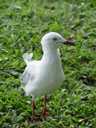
[29,120,41,125]
[40,112,52,118]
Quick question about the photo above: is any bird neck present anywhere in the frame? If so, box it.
[42,46,60,62]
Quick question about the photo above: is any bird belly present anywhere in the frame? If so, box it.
[33,70,65,97]
[26,56,65,98]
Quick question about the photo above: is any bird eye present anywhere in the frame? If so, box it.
[53,38,57,41]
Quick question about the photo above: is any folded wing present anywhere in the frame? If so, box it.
[20,53,39,87]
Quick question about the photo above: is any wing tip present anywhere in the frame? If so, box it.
[22,53,33,64]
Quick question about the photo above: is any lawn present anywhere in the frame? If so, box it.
[0,0,96,127]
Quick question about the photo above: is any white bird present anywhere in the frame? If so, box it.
[20,32,75,124]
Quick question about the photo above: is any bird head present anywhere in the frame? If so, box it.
[41,32,75,49]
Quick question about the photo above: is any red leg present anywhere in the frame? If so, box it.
[41,95,47,117]
[41,95,51,118]
[30,100,35,124]
[30,100,41,125]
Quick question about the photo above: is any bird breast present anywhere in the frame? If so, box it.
[33,54,64,95]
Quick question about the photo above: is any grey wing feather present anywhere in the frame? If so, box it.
[20,68,33,86]
[20,63,37,87]
[20,53,36,86]
[20,53,40,87]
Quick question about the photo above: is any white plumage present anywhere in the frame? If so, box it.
[20,32,75,123]
[20,32,75,100]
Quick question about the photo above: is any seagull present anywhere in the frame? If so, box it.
[20,32,75,124]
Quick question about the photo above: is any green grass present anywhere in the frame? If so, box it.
[0,0,96,127]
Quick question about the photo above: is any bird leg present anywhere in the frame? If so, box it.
[30,100,35,124]
[41,95,47,117]
[30,100,41,125]
[41,95,51,118]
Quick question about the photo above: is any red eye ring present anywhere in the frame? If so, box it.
[53,38,57,41]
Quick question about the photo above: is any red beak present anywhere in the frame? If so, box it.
[64,40,76,46]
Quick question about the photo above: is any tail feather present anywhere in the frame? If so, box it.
[22,53,33,65]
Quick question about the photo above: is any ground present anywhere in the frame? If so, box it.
[0,0,96,127]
